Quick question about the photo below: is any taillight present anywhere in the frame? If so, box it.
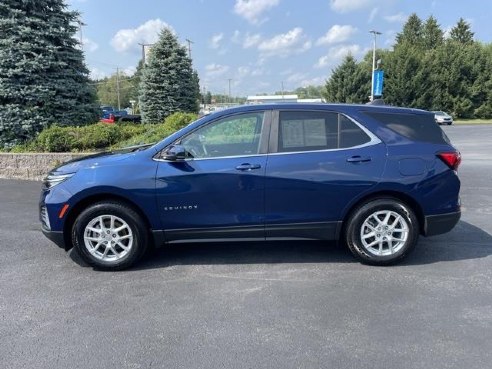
[437,152,461,170]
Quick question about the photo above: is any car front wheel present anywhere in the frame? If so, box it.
[344,198,419,265]
[72,202,148,270]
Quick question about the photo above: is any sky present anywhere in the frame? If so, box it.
[67,0,492,97]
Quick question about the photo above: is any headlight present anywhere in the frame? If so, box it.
[42,173,75,190]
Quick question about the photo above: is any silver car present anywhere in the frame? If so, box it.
[433,111,453,125]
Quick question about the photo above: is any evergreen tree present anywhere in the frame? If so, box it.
[450,18,474,44]
[139,29,199,123]
[423,16,444,49]
[324,55,370,103]
[395,13,424,48]
[0,0,99,147]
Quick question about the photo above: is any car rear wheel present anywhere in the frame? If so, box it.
[72,202,148,270]
[344,198,419,265]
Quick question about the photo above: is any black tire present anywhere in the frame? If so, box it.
[344,198,419,265]
[447,122,452,125]
[72,202,148,270]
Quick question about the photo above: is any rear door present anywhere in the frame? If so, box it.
[264,109,386,240]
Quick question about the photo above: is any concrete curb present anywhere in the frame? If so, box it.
[0,153,92,181]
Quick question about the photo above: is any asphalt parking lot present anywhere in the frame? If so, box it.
[1,124,491,369]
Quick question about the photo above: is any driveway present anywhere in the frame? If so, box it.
[1,125,491,369]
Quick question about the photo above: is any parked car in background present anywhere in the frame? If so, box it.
[432,111,453,125]
[100,108,141,124]
[40,103,461,270]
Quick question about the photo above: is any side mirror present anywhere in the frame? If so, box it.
[162,144,186,161]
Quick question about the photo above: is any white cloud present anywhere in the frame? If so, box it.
[368,7,379,23]
[82,37,99,53]
[90,67,108,80]
[316,25,357,46]
[122,66,136,76]
[111,19,173,53]
[330,0,373,13]
[315,55,331,69]
[237,66,251,78]
[258,27,311,57]
[209,33,224,49]
[243,33,262,48]
[384,12,407,23]
[286,73,308,83]
[205,63,230,78]
[234,0,280,24]
[73,35,98,53]
[315,44,361,68]
[300,76,325,87]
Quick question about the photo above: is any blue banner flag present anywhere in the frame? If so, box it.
[373,70,384,97]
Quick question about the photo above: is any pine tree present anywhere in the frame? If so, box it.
[395,13,424,48]
[139,29,199,123]
[324,55,370,103]
[423,16,444,49]
[450,18,474,44]
[0,0,99,147]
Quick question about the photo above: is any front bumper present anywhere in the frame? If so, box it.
[42,229,67,249]
[423,211,461,236]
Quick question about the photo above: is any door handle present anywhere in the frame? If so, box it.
[347,156,372,163]
[235,163,261,171]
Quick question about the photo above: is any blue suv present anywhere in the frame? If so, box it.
[40,104,461,270]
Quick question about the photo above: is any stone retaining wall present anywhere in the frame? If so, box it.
[0,153,91,181]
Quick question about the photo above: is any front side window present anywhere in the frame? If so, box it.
[181,112,264,159]
[278,111,371,153]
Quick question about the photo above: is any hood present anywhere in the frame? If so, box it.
[51,143,155,174]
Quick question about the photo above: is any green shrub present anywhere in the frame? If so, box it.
[163,112,198,132]
[114,124,174,148]
[6,112,199,152]
[35,125,76,152]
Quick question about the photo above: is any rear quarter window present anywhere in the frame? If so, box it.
[363,111,450,144]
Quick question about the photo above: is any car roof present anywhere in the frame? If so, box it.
[207,103,429,117]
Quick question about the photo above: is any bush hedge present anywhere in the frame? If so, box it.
[6,112,198,152]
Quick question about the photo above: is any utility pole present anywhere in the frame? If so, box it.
[185,39,194,59]
[369,30,382,102]
[227,79,232,104]
[281,81,285,99]
[116,67,121,110]
[77,20,86,50]
[138,43,154,64]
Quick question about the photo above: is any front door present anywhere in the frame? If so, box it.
[155,111,270,241]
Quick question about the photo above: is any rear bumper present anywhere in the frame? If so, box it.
[423,211,460,236]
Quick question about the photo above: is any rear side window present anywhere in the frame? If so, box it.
[363,111,450,144]
[279,111,371,152]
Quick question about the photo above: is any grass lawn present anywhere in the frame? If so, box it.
[454,119,492,124]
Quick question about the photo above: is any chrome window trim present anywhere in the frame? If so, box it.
[273,111,381,155]
[153,153,267,162]
[153,110,382,162]
[267,140,381,157]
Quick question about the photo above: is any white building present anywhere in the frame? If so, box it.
[246,95,325,104]
[246,95,299,104]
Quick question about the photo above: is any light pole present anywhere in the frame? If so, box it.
[369,30,382,102]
